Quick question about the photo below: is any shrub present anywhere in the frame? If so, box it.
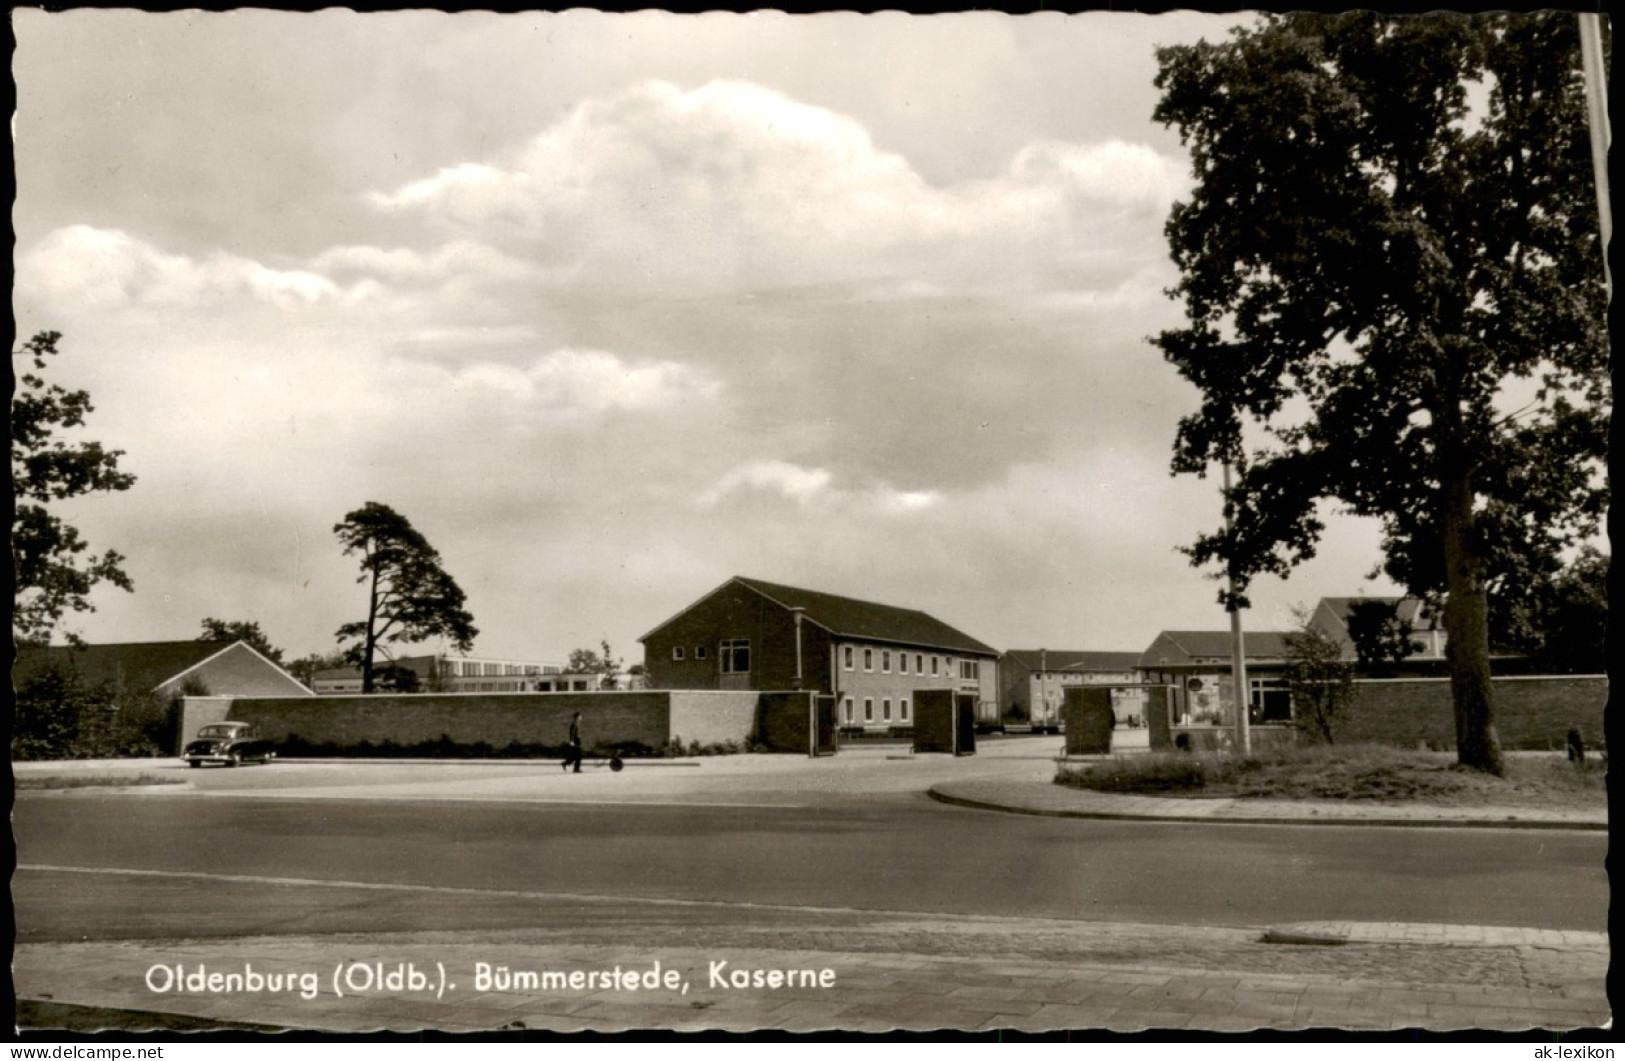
[1058,754,1207,794]
[12,661,170,760]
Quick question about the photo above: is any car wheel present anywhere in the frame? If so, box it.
[227,753,241,768]
[188,761,201,769]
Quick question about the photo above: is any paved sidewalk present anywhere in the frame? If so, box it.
[14,918,1609,1034]
[930,778,1608,830]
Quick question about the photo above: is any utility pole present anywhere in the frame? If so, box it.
[1223,460,1251,755]
[1578,13,1611,297]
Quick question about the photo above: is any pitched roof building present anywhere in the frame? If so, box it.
[640,576,1000,728]
[1309,596,1447,661]
[14,640,312,700]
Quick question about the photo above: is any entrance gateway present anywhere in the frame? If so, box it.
[1061,683,1176,756]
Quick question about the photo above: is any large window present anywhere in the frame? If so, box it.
[960,660,980,681]
[1250,678,1292,722]
[720,639,751,674]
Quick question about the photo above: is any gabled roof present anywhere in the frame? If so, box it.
[1139,630,1294,668]
[643,576,998,656]
[1002,650,1143,673]
[15,640,246,693]
[1316,596,1439,630]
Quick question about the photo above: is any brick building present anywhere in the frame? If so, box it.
[640,576,1000,730]
[15,640,312,700]
[998,649,1146,731]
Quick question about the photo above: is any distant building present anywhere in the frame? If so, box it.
[999,650,1146,731]
[1308,596,1447,662]
[309,653,595,694]
[15,640,312,700]
[1138,630,1296,727]
[640,575,1001,729]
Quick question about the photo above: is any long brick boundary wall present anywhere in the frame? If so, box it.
[1340,675,1607,752]
[183,690,767,755]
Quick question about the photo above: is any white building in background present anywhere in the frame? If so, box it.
[309,653,608,694]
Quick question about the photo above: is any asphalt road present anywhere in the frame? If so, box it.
[14,787,1608,944]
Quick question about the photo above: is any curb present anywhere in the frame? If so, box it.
[926,786,1609,831]
[271,757,704,768]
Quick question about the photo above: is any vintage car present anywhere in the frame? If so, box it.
[182,721,277,768]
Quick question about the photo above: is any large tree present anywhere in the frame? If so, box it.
[333,502,478,693]
[567,640,623,690]
[1153,13,1608,774]
[198,618,286,664]
[11,331,137,644]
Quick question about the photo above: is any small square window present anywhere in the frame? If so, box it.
[695,646,708,660]
[672,646,686,661]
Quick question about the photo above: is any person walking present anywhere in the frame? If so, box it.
[564,711,583,773]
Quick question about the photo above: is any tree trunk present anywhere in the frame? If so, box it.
[362,563,380,695]
[1439,446,1505,775]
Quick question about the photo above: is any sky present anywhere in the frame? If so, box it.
[13,8,1423,666]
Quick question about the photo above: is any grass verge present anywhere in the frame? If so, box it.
[15,773,188,791]
[1055,743,1606,809]
[16,999,274,1033]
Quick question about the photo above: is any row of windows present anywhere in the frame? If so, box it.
[671,640,751,673]
[843,696,910,724]
[441,661,560,677]
[839,645,985,681]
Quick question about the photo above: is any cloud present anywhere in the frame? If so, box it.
[17,225,349,311]
[445,348,723,415]
[700,460,834,508]
[698,459,945,516]
[363,78,1188,299]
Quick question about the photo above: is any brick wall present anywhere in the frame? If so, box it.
[222,692,673,751]
[913,689,956,753]
[177,696,237,753]
[1340,676,1607,751]
[1062,686,1114,755]
[667,691,762,747]
[754,691,817,753]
